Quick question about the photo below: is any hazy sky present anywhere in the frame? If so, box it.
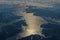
[0,0,55,8]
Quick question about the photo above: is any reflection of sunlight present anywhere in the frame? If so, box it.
[26,29,38,35]
[18,12,45,38]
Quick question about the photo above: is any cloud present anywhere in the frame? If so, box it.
[44,17,60,25]
[0,0,54,8]
[0,19,23,32]
[0,0,60,9]
[0,19,22,26]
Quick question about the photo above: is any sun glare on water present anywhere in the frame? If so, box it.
[17,12,45,39]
